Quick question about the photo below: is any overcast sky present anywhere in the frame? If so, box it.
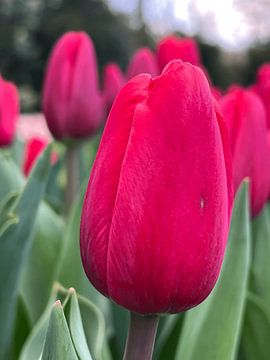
[106,0,270,51]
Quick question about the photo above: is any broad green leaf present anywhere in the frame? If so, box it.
[240,292,270,360]
[67,289,92,360]
[251,204,270,306]
[55,191,112,330]
[10,295,31,360]
[19,283,69,360]
[0,192,19,236]
[77,292,111,360]
[155,314,183,360]
[175,182,251,360]
[20,203,64,323]
[41,300,78,360]
[20,283,110,360]
[0,150,64,324]
[0,145,52,359]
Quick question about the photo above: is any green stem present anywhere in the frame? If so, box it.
[123,312,159,360]
[65,145,79,215]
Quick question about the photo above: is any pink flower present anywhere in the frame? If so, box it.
[80,60,233,314]
[0,76,19,147]
[42,31,104,140]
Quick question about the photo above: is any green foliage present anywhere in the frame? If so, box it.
[0,145,52,358]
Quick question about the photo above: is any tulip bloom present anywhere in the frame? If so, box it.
[256,63,270,128]
[127,47,159,79]
[220,87,270,216]
[0,76,19,147]
[103,63,125,113]
[23,137,48,176]
[157,35,201,71]
[42,31,104,140]
[80,60,233,314]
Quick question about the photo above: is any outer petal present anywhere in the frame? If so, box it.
[80,74,151,296]
[127,47,159,79]
[220,88,270,216]
[0,77,19,147]
[157,36,201,71]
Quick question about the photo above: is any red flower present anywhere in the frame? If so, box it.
[80,60,233,314]
[220,87,270,216]
[0,76,19,147]
[42,31,104,140]
[127,47,159,79]
[23,137,48,176]
[157,35,201,71]
[103,63,125,113]
[256,63,270,128]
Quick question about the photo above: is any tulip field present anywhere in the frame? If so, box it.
[1,27,270,360]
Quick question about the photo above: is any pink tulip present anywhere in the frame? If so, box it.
[220,87,270,216]
[127,47,159,79]
[42,31,104,140]
[103,63,125,113]
[157,35,201,71]
[0,76,19,147]
[256,63,270,128]
[80,60,233,314]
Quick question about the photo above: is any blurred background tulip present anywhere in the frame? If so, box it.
[255,63,270,128]
[42,31,104,141]
[157,35,201,71]
[80,60,233,315]
[126,47,159,79]
[23,137,48,176]
[0,76,19,147]
[102,63,125,113]
[220,87,270,216]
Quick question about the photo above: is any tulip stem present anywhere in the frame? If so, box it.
[65,145,79,214]
[123,312,159,360]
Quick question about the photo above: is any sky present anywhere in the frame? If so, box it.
[106,0,270,51]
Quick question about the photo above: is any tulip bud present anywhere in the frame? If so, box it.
[80,60,233,314]
[127,47,159,79]
[220,87,270,216]
[103,63,125,113]
[0,76,19,147]
[157,35,201,71]
[42,31,104,141]
[23,137,48,176]
[256,63,270,128]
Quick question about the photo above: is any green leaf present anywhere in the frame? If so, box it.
[0,191,19,236]
[41,300,78,360]
[10,295,32,360]
[0,149,64,324]
[0,145,52,359]
[155,314,183,360]
[19,283,69,360]
[20,283,111,360]
[77,292,111,360]
[67,289,92,360]
[250,204,270,305]
[240,292,270,360]
[175,181,251,360]
[20,202,64,324]
[55,191,112,331]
